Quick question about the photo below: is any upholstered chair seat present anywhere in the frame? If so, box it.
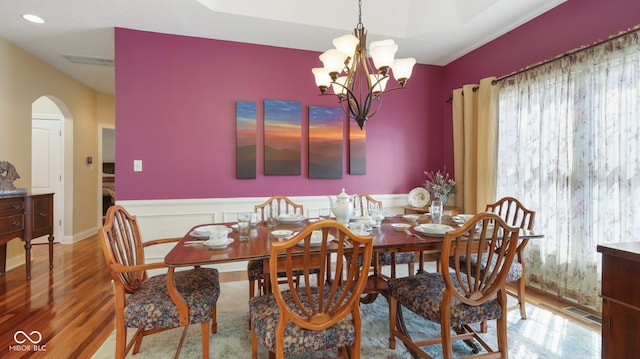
[250,287,356,356]
[124,267,220,329]
[389,272,503,327]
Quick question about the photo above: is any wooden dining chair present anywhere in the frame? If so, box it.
[351,193,417,303]
[388,213,520,359]
[254,195,305,222]
[485,196,536,320]
[248,196,305,299]
[249,219,373,359]
[99,205,220,359]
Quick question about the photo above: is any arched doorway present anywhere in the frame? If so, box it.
[31,96,73,243]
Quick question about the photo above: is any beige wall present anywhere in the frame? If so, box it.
[0,36,114,269]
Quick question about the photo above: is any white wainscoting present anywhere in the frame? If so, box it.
[117,193,408,273]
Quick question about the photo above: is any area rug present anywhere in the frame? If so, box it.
[92,280,600,359]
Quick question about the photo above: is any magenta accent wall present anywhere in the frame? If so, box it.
[440,0,640,168]
[116,0,639,201]
[115,29,444,200]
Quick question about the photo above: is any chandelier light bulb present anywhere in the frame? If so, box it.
[369,39,398,72]
[312,68,332,92]
[332,76,349,97]
[332,34,359,58]
[369,74,389,95]
[319,49,348,78]
[391,58,417,85]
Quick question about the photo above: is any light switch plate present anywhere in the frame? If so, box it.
[133,160,143,172]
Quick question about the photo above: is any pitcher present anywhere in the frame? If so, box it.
[328,188,353,225]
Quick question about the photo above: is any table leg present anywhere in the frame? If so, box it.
[0,243,6,274]
[394,301,421,359]
[24,239,32,280]
[417,250,425,274]
[48,234,54,269]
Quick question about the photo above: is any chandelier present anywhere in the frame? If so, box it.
[312,0,416,129]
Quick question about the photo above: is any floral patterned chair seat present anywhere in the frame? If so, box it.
[389,271,502,327]
[124,267,220,329]
[250,287,356,356]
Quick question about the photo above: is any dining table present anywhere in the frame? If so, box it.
[164,213,542,296]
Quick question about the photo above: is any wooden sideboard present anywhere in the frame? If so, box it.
[0,193,54,280]
[597,242,640,359]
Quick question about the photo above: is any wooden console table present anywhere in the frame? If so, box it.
[597,241,640,359]
[0,193,54,280]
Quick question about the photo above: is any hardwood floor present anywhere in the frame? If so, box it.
[0,236,600,358]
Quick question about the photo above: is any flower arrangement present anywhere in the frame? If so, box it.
[423,169,456,201]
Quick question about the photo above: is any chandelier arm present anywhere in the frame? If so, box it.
[328,80,364,116]
[371,84,408,99]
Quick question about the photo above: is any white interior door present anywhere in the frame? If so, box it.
[32,118,63,243]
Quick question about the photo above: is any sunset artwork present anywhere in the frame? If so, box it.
[236,101,257,179]
[308,106,343,179]
[264,100,302,176]
[349,120,366,174]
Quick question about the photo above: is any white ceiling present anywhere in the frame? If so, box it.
[0,0,565,95]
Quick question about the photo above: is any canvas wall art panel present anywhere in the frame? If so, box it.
[236,101,257,179]
[264,99,302,176]
[349,120,366,174]
[308,106,343,179]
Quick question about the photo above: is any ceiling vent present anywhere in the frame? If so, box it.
[60,53,114,67]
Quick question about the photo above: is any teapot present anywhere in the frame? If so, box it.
[328,188,353,225]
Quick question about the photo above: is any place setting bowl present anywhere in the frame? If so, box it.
[391,223,412,232]
[271,229,294,241]
[402,214,420,223]
[451,214,474,224]
[190,225,232,239]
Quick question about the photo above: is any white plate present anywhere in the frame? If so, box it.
[278,214,305,224]
[408,187,430,207]
[189,227,232,239]
[414,224,455,237]
[296,232,335,247]
[202,237,234,249]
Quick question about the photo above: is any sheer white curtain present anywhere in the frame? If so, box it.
[496,29,640,310]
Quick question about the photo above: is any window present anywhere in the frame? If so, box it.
[496,30,640,310]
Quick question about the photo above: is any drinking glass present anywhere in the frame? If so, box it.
[430,200,443,224]
[238,211,252,241]
[266,204,277,229]
[368,203,383,228]
[318,208,331,219]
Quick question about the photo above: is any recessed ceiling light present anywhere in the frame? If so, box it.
[21,14,45,24]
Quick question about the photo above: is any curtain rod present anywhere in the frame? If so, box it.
[445,25,640,103]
